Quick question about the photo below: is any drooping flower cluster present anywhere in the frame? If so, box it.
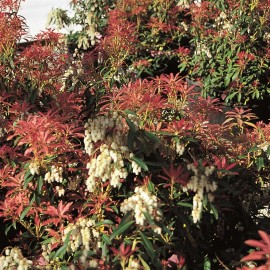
[195,42,212,59]
[84,112,121,155]
[175,141,185,156]
[0,247,33,270]
[183,163,217,223]
[41,236,59,263]
[44,165,64,183]
[86,143,129,190]
[29,161,40,176]
[75,251,99,270]
[62,217,101,253]
[84,113,139,192]
[214,11,233,33]
[120,186,163,233]
[60,48,84,92]
[0,127,5,138]
[258,141,270,160]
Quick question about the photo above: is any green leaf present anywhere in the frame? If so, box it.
[248,146,261,153]
[138,255,151,270]
[237,92,242,103]
[21,197,35,222]
[102,234,112,245]
[139,232,162,268]
[147,181,155,193]
[101,241,109,258]
[139,231,155,260]
[35,176,44,205]
[224,74,231,87]
[255,157,264,171]
[124,110,136,116]
[210,203,218,220]
[127,130,135,151]
[145,160,166,167]
[225,91,238,102]
[177,202,193,208]
[131,156,148,171]
[51,230,72,260]
[37,176,43,194]
[9,59,15,69]
[179,63,187,73]
[5,222,17,236]
[204,257,211,270]
[111,205,119,214]
[144,131,159,143]
[20,206,31,221]
[109,220,134,241]
[266,146,270,157]
[232,70,240,81]
[13,135,22,146]
[126,118,137,133]
[42,237,53,245]
[23,172,34,189]
[143,211,155,225]
[95,219,114,227]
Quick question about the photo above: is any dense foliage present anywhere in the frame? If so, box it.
[0,0,270,269]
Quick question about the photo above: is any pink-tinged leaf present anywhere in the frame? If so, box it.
[168,254,180,264]
[45,205,59,216]
[42,218,60,226]
[46,228,61,239]
[58,201,73,217]
[168,253,185,268]
[51,241,61,250]
[226,162,237,170]
[221,157,226,168]
[110,247,119,255]
[245,240,267,250]
[258,230,270,247]
[241,251,265,262]
[24,147,34,156]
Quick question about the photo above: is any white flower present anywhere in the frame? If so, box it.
[29,162,40,175]
[63,218,100,254]
[120,186,162,231]
[258,141,270,152]
[194,0,201,7]
[186,163,217,223]
[84,113,141,191]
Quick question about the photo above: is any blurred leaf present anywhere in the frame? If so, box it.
[109,220,134,241]
[23,171,34,189]
[51,230,72,260]
[232,70,240,81]
[143,211,155,226]
[144,131,159,144]
[210,203,218,220]
[139,231,155,260]
[147,181,155,193]
[95,219,114,227]
[204,257,211,270]
[131,156,148,171]
[138,255,151,270]
[126,118,137,132]
[255,157,264,171]
[177,202,193,208]
[102,234,112,245]
[20,206,31,221]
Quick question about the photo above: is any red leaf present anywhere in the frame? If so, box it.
[245,240,268,250]
[258,230,270,247]
[241,251,265,262]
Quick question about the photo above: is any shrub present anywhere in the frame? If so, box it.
[0,0,270,269]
